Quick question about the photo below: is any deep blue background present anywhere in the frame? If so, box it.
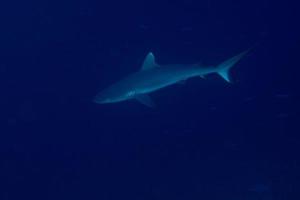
[0,0,299,199]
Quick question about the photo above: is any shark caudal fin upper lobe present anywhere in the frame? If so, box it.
[216,48,251,82]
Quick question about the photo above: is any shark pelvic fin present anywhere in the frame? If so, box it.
[141,52,158,71]
[135,94,155,107]
[216,49,250,83]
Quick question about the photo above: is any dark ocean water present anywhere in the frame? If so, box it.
[0,0,299,199]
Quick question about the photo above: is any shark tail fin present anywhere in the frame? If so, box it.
[216,49,250,83]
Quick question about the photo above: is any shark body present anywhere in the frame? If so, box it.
[94,50,249,107]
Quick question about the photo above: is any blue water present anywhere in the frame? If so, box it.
[0,0,299,199]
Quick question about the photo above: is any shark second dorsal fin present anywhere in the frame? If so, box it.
[141,52,158,71]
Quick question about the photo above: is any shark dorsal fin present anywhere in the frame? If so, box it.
[141,52,158,71]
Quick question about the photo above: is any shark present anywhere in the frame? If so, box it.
[94,49,250,107]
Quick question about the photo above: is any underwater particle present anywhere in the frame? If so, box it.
[210,106,217,111]
[139,24,149,30]
[275,93,290,99]
[180,26,193,32]
[0,64,7,73]
[276,113,289,118]
[248,183,270,193]
[18,100,37,122]
[244,96,256,102]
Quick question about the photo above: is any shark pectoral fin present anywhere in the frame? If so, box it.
[141,52,158,71]
[135,94,155,107]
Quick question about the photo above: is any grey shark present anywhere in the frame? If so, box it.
[94,49,250,107]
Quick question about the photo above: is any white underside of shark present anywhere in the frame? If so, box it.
[94,49,250,107]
